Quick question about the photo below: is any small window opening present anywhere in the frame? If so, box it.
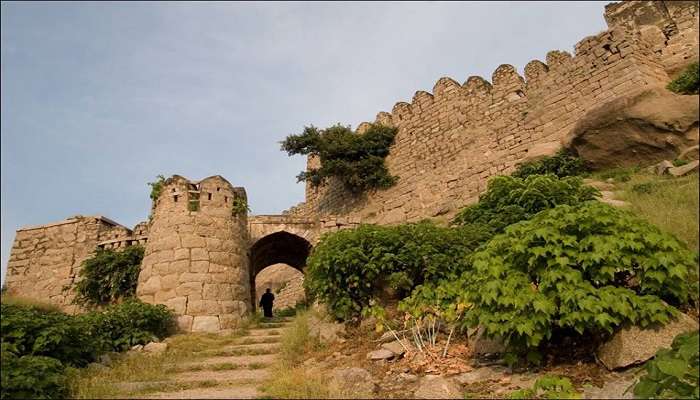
[208,193,212,200]
[224,196,228,203]
[217,187,220,192]
[174,195,178,202]
[172,188,176,192]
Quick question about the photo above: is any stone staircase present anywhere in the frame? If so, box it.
[136,319,291,399]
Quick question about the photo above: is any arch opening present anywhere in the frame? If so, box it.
[249,231,311,311]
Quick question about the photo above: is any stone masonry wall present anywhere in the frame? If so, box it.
[4,216,129,312]
[299,0,699,224]
[136,175,251,332]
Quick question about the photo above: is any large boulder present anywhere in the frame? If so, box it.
[596,312,699,370]
[564,86,699,170]
[307,314,346,344]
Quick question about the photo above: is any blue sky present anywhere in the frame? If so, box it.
[0,1,608,283]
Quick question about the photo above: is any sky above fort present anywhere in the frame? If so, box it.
[0,1,608,283]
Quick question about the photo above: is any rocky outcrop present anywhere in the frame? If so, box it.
[565,87,699,170]
[414,375,462,399]
[330,367,377,397]
[596,312,699,370]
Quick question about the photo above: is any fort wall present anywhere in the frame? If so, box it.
[298,0,699,223]
[4,216,133,312]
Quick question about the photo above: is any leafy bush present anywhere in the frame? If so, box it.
[304,222,490,321]
[513,150,587,179]
[280,123,398,193]
[509,375,581,399]
[463,202,697,355]
[451,175,599,233]
[633,330,699,399]
[0,303,96,367]
[79,299,174,352]
[1,346,68,399]
[147,174,166,201]
[667,62,699,95]
[73,245,144,308]
[231,197,250,216]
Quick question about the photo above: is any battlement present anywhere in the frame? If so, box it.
[301,0,698,223]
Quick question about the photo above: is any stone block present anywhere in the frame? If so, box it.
[165,296,187,314]
[178,272,210,283]
[191,260,209,273]
[173,248,190,261]
[181,235,206,248]
[187,300,220,315]
[191,316,220,332]
[154,289,177,303]
[170,260,190,273]
[177,315,193,332]
[161,274,179,290]
[190,248,209,261]
[139,276,161,295]
[175,282,203,297]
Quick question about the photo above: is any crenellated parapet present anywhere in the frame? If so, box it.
[300,0,698,223]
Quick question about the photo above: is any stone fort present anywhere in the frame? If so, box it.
[5,1,699,332]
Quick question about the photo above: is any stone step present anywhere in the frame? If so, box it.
[222,342,280,351]
[171,369,270,383]
[143,385,262,399]
[247,328,282,336]
[234,336,281,345]
[175,353,278,369]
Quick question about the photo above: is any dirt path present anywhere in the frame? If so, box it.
[130,319,291,399]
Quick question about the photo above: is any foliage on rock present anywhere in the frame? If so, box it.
[281,123,398,193]
[79,299,174,352]
[147,174,167,202]
[513,151,587,179]
[465,202,697,354]
[633,330,699,399]
[451,174,599,233]
[667,62,699,95]
[508,375,582,399]
[73,245,145,308]
[304,222,491,321]
[231,197,251,216]
[0,299,174,398]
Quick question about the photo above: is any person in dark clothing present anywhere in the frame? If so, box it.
[259,288,275,318]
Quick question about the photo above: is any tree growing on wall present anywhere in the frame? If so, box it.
[280,123,398,194]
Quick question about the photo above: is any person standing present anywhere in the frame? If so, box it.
[259,288,275,318]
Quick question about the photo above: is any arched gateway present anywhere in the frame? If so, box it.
[136,175,331,332]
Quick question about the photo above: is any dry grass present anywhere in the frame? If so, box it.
[0,294,63,312]
[616,171,699,251]
[66,330,248,398]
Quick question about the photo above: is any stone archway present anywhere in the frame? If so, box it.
[248,231,311,311]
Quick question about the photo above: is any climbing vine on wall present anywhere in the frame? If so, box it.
[73,246,145,308]
[280,123,398,194]
[231,197,250,216]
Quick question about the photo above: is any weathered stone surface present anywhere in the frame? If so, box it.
[565,87,699,170]
[414,375,462,399]
[330,367,377,396]
[381,340,409,356]
[524,141,561,162]
[367,349,394,360]
[597,313,700,370]
[455,366,507,385]
[191,316,220,332]
[678,145,699,161]
[143,342,168,355]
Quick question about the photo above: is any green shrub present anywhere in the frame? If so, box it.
[73,246,144,308]
[673,158,690,167]
[304,222,490,321]
[1,345,68,399]
[231,197,250,216]
[633,330,699,399]
[79,299,174,352]
[281,123,398,193]
[667,62,699,95]
[512,151,587,179]
[451,175,599,233]
[147,175,166,201]
[463,202,697,356]
[509,375,582,399]
[0,303,96,367]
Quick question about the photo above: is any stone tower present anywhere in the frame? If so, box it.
[136,175,251,332]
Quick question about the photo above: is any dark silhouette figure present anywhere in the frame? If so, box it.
[259,288,275,318]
